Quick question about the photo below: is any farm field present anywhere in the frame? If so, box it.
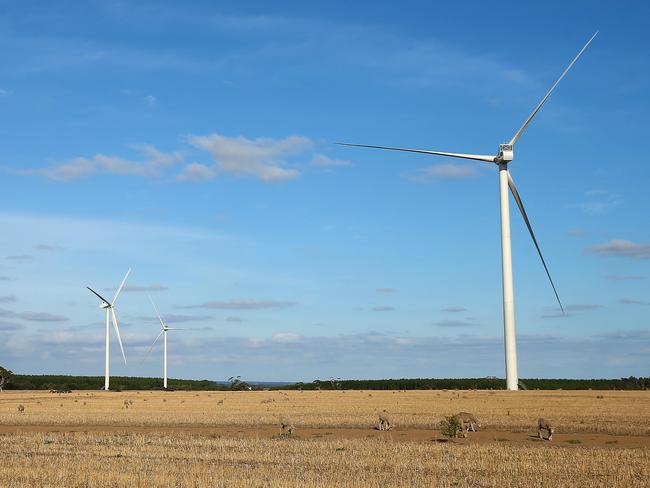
[0,390,648,486]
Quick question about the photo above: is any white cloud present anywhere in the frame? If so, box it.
[434,319,476,327]
[376,288,399,293]
[541,303,603,319]
[176,162,217,181]
[104,284,168,293]
[16,134,345,184]
[619,298,649,306]
[311,154,351,167]
[272,332,302,343]
[187,133,310,182]
[180,299,297,310]
[144,95,156,106]
[406,163,480,182]
[372,306,395,312]
[441,306,467,313]
[574,190,623,215]
[584,240,650,260]
[606,275,645,281]
[18,145,184,181]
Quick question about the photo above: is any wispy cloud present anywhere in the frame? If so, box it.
[144,94,156,106]
[0,89,12,96]
[0,321,23,331]
[15,132,346,184]
[225,316,246,323]
[541,303,603,319]
[0,296,17,304]
[606,275,645,281]
[187,133,310,182]
[135,313,213,323]
[406,163,480,183]
[441,306,467,313]
[567,228,586,237]
[5,255,34,262]
[179,299,297,310]
[0,307,68,322]
[18,143,184,181]
[176,162,217,181]
[372,306,395,312]
[619,298,650,306]
[584,240,650,260]
[311,154,351,167]
[104,284,168,293]
[272,332,302,343]
[573,190,623,215]
[434,319,476,327]
[34,243,63,252]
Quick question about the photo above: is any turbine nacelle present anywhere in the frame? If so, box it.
[99,302,111,309]
[496,144,514,163]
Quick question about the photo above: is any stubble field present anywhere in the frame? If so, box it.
[0,389,648,487]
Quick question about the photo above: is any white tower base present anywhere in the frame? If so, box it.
[499,164,518,391]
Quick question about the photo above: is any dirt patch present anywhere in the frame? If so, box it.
[0,423,647,449]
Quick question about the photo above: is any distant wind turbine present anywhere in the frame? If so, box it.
[87,268,131,391]
[339,33,598,391]
[143,293,186,389]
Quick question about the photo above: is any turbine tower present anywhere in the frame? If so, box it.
[340,33,597,391]
[87,268,131,390]
[144,293,185,389]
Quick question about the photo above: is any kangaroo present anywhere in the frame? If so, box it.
[17,404,25,414]
[455,412,480,436]
[537,418,555,441]
[279,417,295,435]
[378,410,392,431]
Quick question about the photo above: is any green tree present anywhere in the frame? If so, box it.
[0,366,14,392]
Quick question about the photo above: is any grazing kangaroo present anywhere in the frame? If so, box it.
[455,412,480,437]
[378,410,392,431]
[17,404,24,414]
[537,418,555,440]
[279,417,295,435]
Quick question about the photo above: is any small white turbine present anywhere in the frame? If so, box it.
[87,268,131,391]
[340,33,598,391]
[143,293,185,389]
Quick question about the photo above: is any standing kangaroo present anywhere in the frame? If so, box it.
[537,418,555,440]
[378,410,392,431]
[455,412,480,437]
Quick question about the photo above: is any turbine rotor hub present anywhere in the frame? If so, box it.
[496,144,514,163]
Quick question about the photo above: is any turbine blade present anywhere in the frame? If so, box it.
[509,32,598,146]
[147,292,166,329]
[87,287,111,306]
[111,268,132,306]
[337,143,496,163]
[110,308,128,365]
[166,328,186,330]
[140,329,164,364]
[508,173,564,313]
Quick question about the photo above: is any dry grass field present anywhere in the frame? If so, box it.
[0,389,648,486]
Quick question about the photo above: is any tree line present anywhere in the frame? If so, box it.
[275,377,650,391]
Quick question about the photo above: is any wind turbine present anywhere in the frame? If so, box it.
[143,293,185,389]
[340,33,597,391]
[87,268,131,391]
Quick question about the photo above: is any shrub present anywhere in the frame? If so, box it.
[439,415,462,439]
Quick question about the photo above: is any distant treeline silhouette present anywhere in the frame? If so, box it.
[4,374,224,391]
[276,377,650,391]
[2,374,649,391]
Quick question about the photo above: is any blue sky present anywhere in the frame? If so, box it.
[1,1,648,381]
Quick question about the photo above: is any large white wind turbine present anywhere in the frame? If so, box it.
[87,268,131,391]
[143,293,185,389]
[340,33,597,390]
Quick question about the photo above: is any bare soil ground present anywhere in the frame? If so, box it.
[0,423,647,449]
